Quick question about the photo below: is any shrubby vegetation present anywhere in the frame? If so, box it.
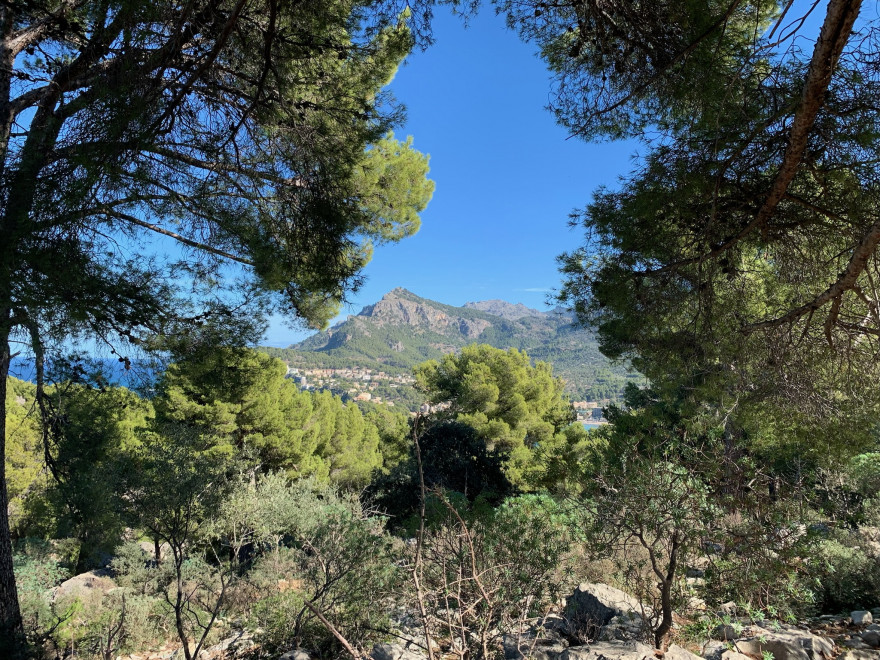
[4,338,880,659]
[4,3,880,652]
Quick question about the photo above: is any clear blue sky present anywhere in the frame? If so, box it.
[263,8,637,346]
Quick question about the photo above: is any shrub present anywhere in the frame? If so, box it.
[411,493,573,660]
[235,479,398,657]
[810,531,880,612]
[13,539,71,644]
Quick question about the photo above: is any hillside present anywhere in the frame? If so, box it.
[263,288,641,407]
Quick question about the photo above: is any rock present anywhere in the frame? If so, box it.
[560,641,653,660]
[852,611,874,625]
[717,602,738,616]
[687,596,708,612]
[563,584,648,641]
[838,651,880,660]
[665,645,705,660]
[732,628,833,660]
[710,624,742,641]
[702,640,727,660]
[861,630,880,648]
[504,637,567,660]
[841,638,870,650]
[702,542,723,555]
[720,652,752,660]
[278,651,312,660]
[557,642,701,660]
[371,643,425,660]
[503,619,570,660]
[53,569,115,602]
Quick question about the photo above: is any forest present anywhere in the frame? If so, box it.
[2,0,880,659]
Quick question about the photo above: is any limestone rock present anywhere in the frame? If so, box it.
[837,651,880,660]
[563,583,648,642]
[559,641,699,660]
[732,628,833,660]
[371,643,426,660]
[861,630,880,648]
[279,651,311,660]
[852,611,874,625]
[53,569,115,602]
[720,652,752,660]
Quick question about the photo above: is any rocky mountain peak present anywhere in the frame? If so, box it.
[463,299,546,321]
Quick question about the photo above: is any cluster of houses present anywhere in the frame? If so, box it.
[284,364,414,406]
[571,400,608,422]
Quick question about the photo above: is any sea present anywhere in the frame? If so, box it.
[8,356,159,393]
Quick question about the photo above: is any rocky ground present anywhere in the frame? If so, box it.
[54,573,876,660]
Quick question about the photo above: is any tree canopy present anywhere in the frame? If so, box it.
[0,0,436,647]
[414,344,583,488]
[500,0,880,429]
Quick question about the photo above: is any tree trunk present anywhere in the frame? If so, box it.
[654,577,673,652]
[0,318,25,657]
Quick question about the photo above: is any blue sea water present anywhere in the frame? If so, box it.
[8,356,159,393]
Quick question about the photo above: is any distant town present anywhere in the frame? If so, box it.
[285,364,414,406]
[284,362,608,421]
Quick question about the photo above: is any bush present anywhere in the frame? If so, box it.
[51,590,168,659]
[412,493,573,660]
[699,513,818,621]
[810,531,880,612]
[13,539,71,644]
[235,479,398,656]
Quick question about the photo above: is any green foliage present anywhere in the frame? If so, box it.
[13,539,71,646]
[414,344,582,488]
[4,378,45,534]
[51,590,169,660]
[701,526,818,622]
[1,0,436,643]
[236,477,398,656]
[46,384,152,569]
[809,531,880,612]
[154,348,384,487]
[368,420,514,527]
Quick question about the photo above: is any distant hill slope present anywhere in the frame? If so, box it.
[264,288,641,403]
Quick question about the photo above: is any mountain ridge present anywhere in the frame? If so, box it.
[267,288,640,403]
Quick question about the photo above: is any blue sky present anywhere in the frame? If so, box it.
[263,8,637,347]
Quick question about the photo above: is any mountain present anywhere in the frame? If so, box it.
[264,288,641,403]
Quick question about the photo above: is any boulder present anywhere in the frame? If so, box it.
[665,645,705,660]
[851,611,873,625]
[504,637,567,660]
[717,602,738,616]
[503,620,570,660]
[719,652,752,660]
[860,630,880,648]
[702,640,727,660]
[563,583,649,641]
[279,651,311,660]
[731,628,833,660]
[559,641,700,660]
[371,643,426,660]
[837,651,880,660]
[840,638,871,651]
[53,569,115,602]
